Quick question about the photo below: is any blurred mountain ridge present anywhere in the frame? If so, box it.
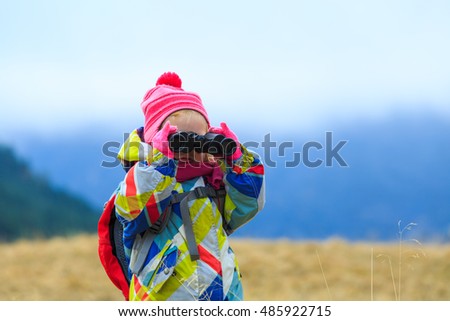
[0,145,98,241]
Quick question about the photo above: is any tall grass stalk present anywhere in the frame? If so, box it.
[371,247,374,301]
[376,221,421,300]
[316,250,332,300]
[397,221,418,301]
[376,252,399,300]
[388,256,398,300]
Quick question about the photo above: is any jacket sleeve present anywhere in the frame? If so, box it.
[220,145,265,233]
[114,150,177,237]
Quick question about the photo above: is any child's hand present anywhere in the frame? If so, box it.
[152,122,178,158]
[208,122,242,160]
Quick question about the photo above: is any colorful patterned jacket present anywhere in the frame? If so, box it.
[114,130,265,300]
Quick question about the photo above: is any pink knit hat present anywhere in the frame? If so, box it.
[141,72,210,143]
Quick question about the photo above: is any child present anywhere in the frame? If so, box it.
[114,72,265,301]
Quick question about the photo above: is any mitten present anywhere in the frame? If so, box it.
[151,121,178,158]
[208,122,242,160]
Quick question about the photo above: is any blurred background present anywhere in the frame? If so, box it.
[1,0,450,243]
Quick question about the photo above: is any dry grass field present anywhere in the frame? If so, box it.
[1,234,449,301]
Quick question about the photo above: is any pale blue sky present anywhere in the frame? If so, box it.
[1,0,450,137]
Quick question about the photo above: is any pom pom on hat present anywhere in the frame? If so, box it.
[141,72,209,143]
[156,72,182,88]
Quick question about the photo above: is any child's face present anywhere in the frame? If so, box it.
[162,110,214,163]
